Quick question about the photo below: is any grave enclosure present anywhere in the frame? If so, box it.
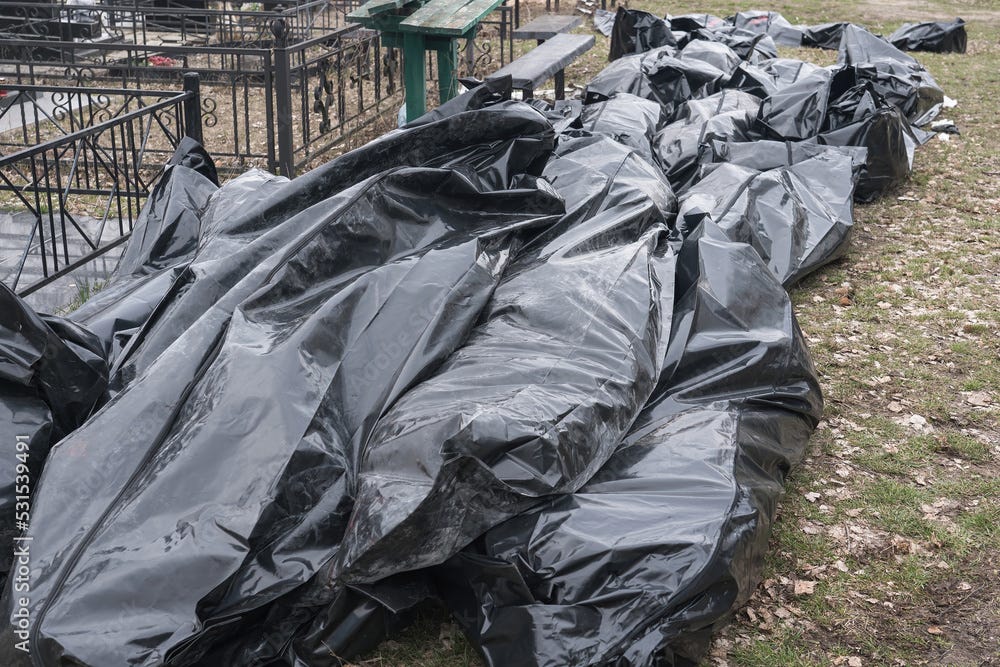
[0,0,519,300]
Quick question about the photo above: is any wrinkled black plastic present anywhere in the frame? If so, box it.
[0,16,953,665]
[337,136,677,584]
[653,90,761,192]
[818,84,920,202]
[756,66,837,139]
[108,103,556,394]
[593,8,615,37]
[0,285,107,574]
[440,220,822,666]
[609,7,676,61]
[889,18,967,54]
[0,104,567,667]
[578,93,663,161]
[202,132,683,666]
[728,10,805,47]
[681,149,862,286]
[668,13,725,32]
[68,140,220,363]
[838,24,944,126]
[802,21,850,50]
[696,25,778,62]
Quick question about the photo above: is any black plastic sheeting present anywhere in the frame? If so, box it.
[440,220,822,666]
[608,7,676,61]
[890,18,967,54]
[0,287,107,576]
[728,10,805,47]
[681,146,864,286]
[0,8,953,666]
[67,138,221,364]
[0,105,567,666]
[610,9,970,59]
[837,24,945,126]
[578,93,664,162]
[652,90,761,192]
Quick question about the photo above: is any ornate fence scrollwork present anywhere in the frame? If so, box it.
[200,95,218,128]
[0,83,198,297]
[313,58,334,135]
[0,0,509,177]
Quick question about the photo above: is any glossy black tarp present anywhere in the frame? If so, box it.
[0,13,954,665]
[652,90,762,192]
[727,10,805,47]
[818,86,921,202]
[108,102,555,394]
[837,24,944,126]
[0,285,107,575]
[578,93,664,162]
[0,103,567,666]
[680,149,862,286]
[337,136,677,584]
[889,18,967,54]
[68,139,221,365]
[802,22,850,50]
[439,220,822,666]
[608,7,676,62]
[195,132,682,667]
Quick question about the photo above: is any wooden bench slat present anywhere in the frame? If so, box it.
[489,33,594,90]
[348,0,412,19]
[511,14,582,40]
[398,0,504,35]
[346,4,372,20]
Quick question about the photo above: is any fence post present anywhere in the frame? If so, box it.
[271,18,295,178]
[182,72,203,145]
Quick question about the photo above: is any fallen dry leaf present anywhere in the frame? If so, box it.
[793,580,818,595]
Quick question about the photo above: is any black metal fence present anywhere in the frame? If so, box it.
[0,75,200,296]
[0,0,516,177]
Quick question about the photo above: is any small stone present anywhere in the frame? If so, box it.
[966,392,992,407]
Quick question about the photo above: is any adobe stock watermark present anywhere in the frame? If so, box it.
[12,434,32,654]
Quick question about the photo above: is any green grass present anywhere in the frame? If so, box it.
[58,277,107,314]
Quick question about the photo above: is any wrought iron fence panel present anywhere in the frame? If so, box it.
[0,82,196,296]
[0,0,513,178]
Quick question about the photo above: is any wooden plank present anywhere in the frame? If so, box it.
[398,0,503,36]
[347,0,409,20]
[489,33,594,90]
[346,4,372,20]
[511,14,581,40]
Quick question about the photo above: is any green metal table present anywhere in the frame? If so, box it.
[348,0,505,122]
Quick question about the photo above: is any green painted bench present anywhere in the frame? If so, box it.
[348,0,507,122]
